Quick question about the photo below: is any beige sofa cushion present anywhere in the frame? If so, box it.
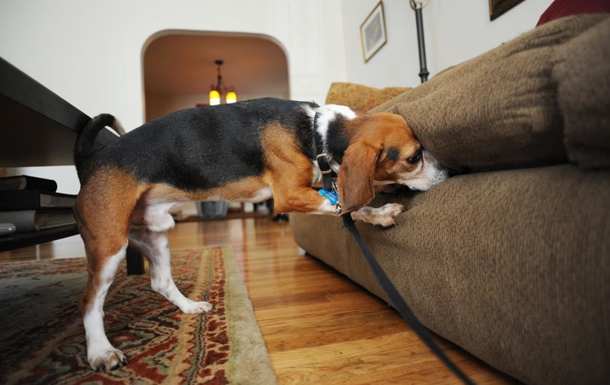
[325,82,411,112]
[371,15,609,173]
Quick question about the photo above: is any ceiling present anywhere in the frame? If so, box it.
[143,33,289,99]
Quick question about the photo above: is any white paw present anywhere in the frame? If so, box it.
[352,204,406,227]
[379,203,406,218]
[88,347,127,371]
[181,300,214,314]
[376,216,397,228]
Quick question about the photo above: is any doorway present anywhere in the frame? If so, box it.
[143,31,290,122]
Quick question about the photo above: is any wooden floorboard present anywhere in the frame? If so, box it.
[0,217,518,384]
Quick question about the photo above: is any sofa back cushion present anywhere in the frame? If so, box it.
[553,17,610,169]
[371,15,609,173]
[326,82,411,112]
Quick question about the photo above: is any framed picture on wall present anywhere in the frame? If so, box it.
[489,0,526,21]
[360,1,387,63]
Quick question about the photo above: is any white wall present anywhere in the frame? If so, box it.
[341,0,554,88]
[0,0,347,194]
[427,0,555,73]
[342,0,424,88]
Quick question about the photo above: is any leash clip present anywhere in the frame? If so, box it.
[332,181,342,214]
[318,181,342,214]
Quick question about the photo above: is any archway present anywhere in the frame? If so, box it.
[142,31,290,122]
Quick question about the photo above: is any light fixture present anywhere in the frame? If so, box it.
[209,89,220,106]
[208,59,237,105]
[226,91,237,104]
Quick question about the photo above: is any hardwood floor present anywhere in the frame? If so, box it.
[0,218,518,384]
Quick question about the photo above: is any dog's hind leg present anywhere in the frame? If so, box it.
[129,227,213,314]
[75,170,142,371]
[79,242,128,371]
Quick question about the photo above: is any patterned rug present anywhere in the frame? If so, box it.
[0,246,277,385]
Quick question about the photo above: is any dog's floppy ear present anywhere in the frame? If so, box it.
[338,139,381,214]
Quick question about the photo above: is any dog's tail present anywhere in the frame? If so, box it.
[74,114,125,180]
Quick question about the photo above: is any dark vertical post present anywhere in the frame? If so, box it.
[413,3,429,83]
[126,246,145,275]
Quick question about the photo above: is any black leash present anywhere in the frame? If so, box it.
[342,215,476,385]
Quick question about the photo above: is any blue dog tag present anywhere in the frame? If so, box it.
[319,189,339,205]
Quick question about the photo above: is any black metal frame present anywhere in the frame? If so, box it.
[0,58,118,149]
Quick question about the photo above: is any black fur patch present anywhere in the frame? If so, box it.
[386,147,400,162]
[326,116,351,163]
[287,101,319,159]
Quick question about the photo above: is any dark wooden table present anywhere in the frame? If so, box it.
[0,57,144,274]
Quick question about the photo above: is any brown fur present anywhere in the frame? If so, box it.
[139,177,269,203]
[338,139,379,213]
[261,123,328,213]
[338,113,421,213]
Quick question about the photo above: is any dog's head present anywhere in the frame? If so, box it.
[338,112,448,213]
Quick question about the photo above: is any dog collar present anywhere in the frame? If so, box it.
[312,111,341,213]
[316,153,342,213]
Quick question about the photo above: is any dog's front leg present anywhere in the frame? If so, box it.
[350,203,406,227]
[273,186,404,227]
[273,186,340,215]
[273,182,405,227]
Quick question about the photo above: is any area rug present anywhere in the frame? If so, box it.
[0,246,277,385]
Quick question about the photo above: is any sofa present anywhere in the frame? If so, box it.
[289,15,610,385]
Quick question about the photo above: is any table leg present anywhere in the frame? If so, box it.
[126,246,145,275]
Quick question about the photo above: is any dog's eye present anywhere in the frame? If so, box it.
[407,150,422,164]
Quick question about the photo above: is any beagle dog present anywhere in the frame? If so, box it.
[73,97,448,371]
